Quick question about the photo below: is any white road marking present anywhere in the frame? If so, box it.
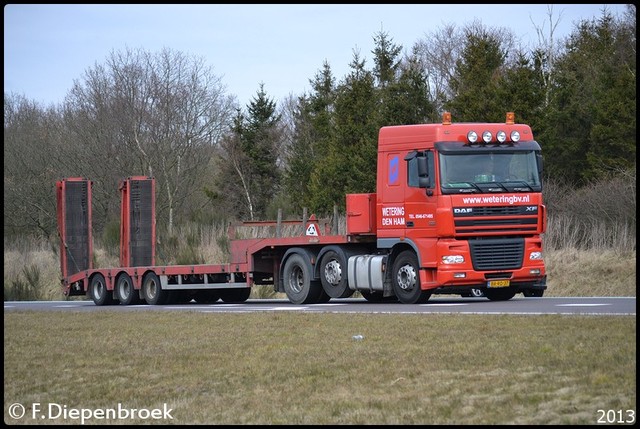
[556,303,611,307]
[420,303,469,306]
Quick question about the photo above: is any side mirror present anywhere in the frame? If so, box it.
[417,156,428,177]
[418,155,431,189]
[406,150,432,190]
[536,153,544,174]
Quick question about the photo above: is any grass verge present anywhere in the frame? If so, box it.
[3,311,636,425]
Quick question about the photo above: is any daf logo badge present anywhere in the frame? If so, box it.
[454,208,472,214]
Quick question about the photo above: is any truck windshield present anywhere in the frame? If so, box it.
[439,151,541,193]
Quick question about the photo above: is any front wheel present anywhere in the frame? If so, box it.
[392,251,431,304]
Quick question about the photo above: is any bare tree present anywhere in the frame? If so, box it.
[4,93,65,237]
[276,92,300,171]
[531,4,564,107]
[413,20,519,119]
[63,47,236,234]
[217,132,256,220]
[412,23,464,116]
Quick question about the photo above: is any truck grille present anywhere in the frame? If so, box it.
[469,238,524,271]
[453,205,539,235]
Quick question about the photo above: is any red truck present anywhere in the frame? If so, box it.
[57,112,547,305]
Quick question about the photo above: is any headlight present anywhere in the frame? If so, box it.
[497,130,507,143]
[530,251,543,260]
[442,255,465,264]
[482,131,492,143]
[511,130,520,142]
[467,131,478,143]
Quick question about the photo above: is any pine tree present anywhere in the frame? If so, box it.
[284,61,337,213]
[446,23,507,121]
[539,9,636,183]
[309,51,378,214]
[213,84,282,220]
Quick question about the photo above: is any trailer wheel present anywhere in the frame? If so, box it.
[89,274,115,306]
[319,249,354,298]
[142,272,169,305]
[485,287,517,301]
[283,253,324,304]
[116,273,142,305]
[392,251,431,304]
[219,288,251,303]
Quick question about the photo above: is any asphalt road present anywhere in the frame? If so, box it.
[4,297,635,316]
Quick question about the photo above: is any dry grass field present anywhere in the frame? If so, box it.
[3,312,636,425]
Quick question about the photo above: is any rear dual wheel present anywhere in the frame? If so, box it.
[319,249,354,299]
[89,274,116,306]
[116,273,143,305]
[283,253,328,304]
[142,272,169,305]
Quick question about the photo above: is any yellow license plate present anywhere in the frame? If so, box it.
[487,280,510,288]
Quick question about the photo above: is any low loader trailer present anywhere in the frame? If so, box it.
[57,112,547,305]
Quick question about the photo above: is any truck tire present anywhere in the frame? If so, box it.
[523,290,544,297]
[142,272,169,305]
[319,249,354,298]
[89,273,115,306]
[116,273,142,305]
[392,251,431,304]
[219,288,251,303]
[283,253,324,304]
[485,287,517,301]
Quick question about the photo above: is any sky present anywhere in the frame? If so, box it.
[3,4,629,107]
